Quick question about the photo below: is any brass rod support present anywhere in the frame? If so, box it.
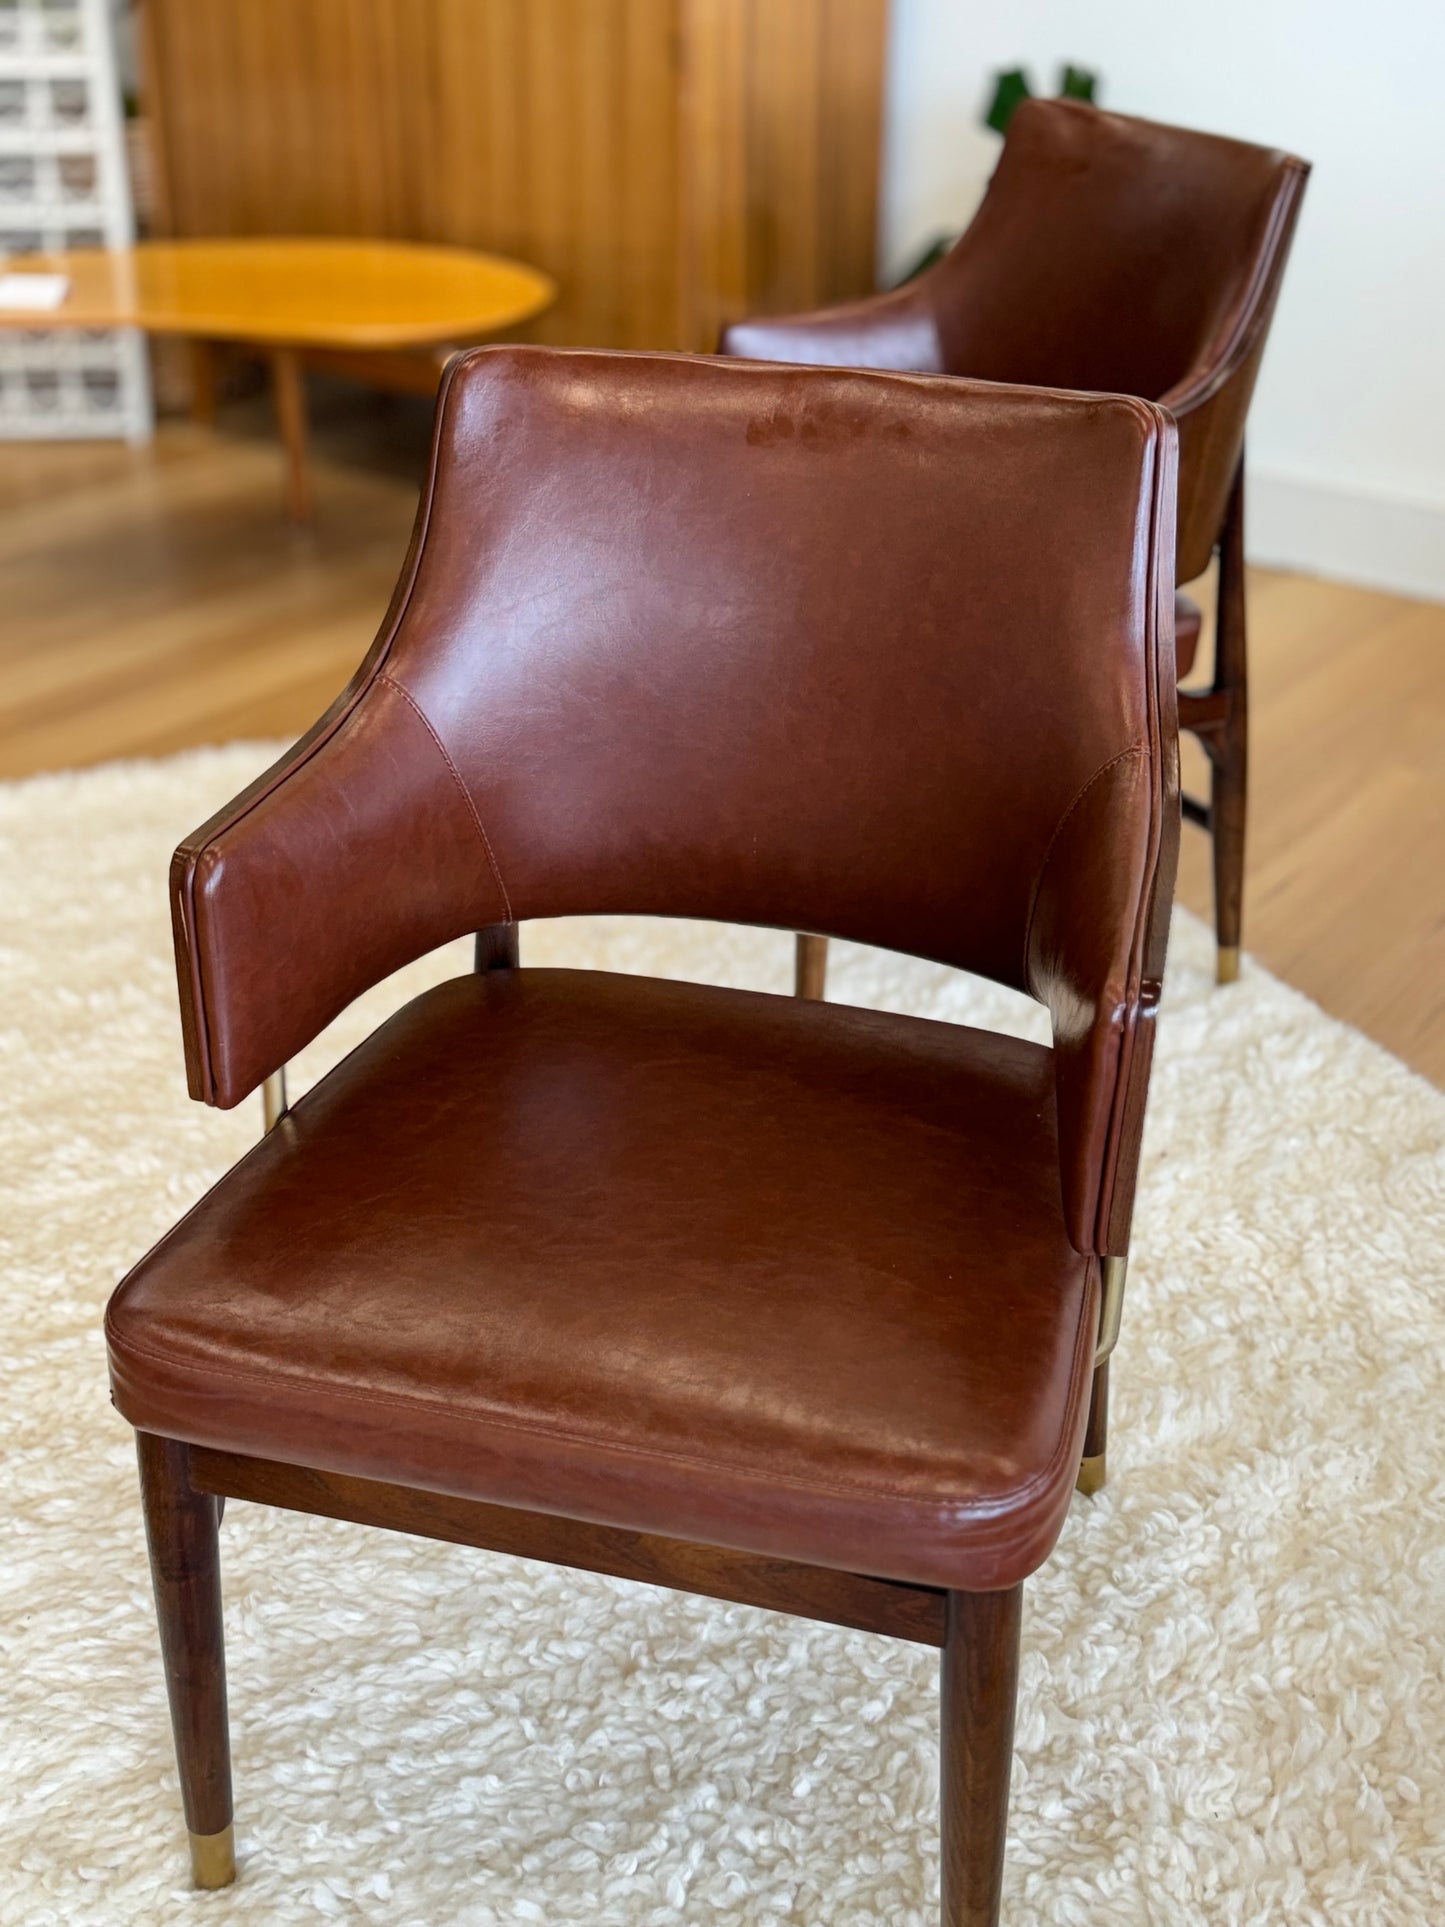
[1094,1255,1128,1367]
[261,1068,288,1133]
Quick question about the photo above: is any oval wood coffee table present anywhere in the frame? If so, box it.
[0,238,555,520]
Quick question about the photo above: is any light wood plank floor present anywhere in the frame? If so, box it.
[3,398,1443,1084]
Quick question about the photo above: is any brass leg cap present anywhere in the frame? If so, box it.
[1076,1452,1107,1497]
[1216,945,1241,985]
[189,1824,236,1889]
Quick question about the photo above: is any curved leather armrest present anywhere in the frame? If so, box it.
[172,680,508,1109]
[171,376,509,1108]
[720,281,945,374]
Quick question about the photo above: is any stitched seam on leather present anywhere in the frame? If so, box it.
[379,673,513,924]
[106,1270,1094,1520]
[1020,743,1146,991]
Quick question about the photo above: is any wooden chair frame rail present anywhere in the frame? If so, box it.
[1176,459,1247,818]
[147,1433,1022,1917]
[1175,454,1249,982]
[188,1445,951,1648]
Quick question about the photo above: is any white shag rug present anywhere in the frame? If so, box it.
[1,743,1443,1927]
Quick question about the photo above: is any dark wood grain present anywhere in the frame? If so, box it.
[794,932,828,1000]
[474,922,520,972]
[941,1586,1022,1927]
[1180,793,1212,830]
[268,347,312,525]
[1083,1358,1109,1463]
[188,1447,948,1646]
[1209,460,1249,973]
[187,340,219,428]
[136,1434,233,1840]
[1178,456,1248,980]
[1077,1356,1110,1494]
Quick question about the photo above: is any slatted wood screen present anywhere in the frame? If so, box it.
[140,0,888,352]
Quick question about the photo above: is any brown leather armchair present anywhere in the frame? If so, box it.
[107,345,1180,1923]
[724,98,1308,993]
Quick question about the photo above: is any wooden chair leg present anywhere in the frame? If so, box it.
[270,346,313,525]
[941,1585,1022,1927]
[475,921,520,972]
[795,933,829,1000]
[188,339,218,429]
[136,1433,236,1890]
[1210,719,1247,984]
[1211,459,1248,985]
[1076,1358,1109,1495]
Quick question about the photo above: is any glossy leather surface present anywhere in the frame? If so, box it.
[170,346,1178,1256]
[722,99,1308,586]
[114,346,1181,1595]
[109,970,1098,1592]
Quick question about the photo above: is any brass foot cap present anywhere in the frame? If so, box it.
[1076,1452,1107,1497]
[1216,945,1241,985]
[189,1824,236,1889]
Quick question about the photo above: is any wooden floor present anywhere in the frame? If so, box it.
[3,397,1443,1085]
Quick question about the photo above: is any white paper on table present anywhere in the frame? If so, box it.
[0,274,71,310]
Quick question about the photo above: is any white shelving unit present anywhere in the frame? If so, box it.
[0,0,151,440]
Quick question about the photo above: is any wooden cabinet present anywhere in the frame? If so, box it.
[140,0,889,354]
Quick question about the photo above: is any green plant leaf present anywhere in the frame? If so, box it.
[983,68,1032,135]
[1059,64,1098,102]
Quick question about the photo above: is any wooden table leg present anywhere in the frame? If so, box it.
[269,346,312,524]
[188,340,218,429]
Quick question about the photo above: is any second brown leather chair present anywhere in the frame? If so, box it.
[724,97,1308,993]
[108,346,1179,1922]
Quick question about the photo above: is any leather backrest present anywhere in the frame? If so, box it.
[174,346,1178,1250]
[922,100,1307,578]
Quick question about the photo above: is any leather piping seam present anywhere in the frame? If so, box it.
[1020,742,1147,991]
[1098,415,1174,1248]
[106,1269,1094,1524]
[1088,421,1170,1248]
[378,673,513,924]
[1159,163,1308,419]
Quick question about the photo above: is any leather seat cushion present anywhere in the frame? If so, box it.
[1175,591,1203,679]
[107,969,1099,1593]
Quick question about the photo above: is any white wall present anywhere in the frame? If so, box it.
[881,1,1445,601]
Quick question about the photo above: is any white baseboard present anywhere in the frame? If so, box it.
[1247,468,1445,604]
